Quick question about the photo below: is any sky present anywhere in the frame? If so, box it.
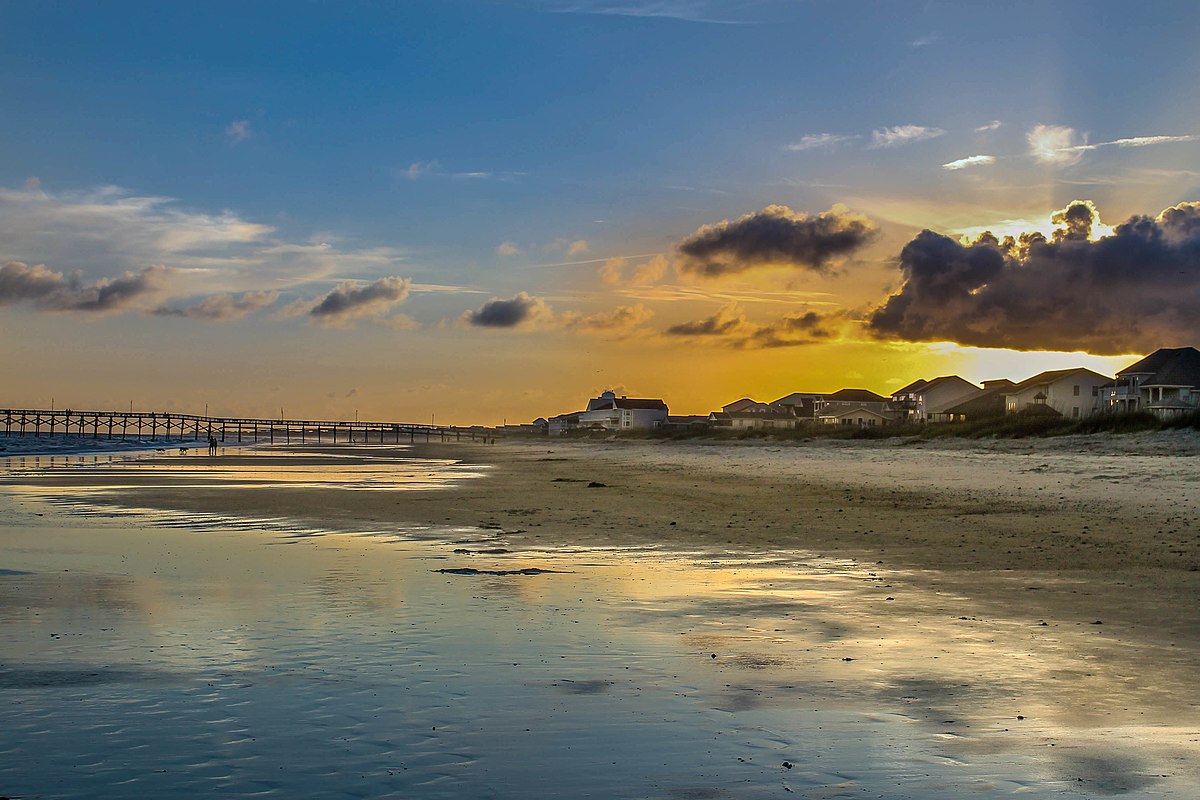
[2,0,1199,425]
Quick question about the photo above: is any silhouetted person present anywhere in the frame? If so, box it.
[208,436,218,455]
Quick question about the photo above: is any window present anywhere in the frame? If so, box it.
[1072,407,1080,418]
[1073,385,1080,396]
[1092,386,1099,396]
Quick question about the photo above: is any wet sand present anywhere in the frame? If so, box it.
[2,436,1199,797]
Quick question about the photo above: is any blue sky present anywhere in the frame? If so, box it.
[2,1,1199,422]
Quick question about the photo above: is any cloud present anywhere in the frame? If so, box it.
[153,290,279,321]
[0,184,405,292]
[496,241,520,256]
[599,254,669,286]
[676,204,876,278]
[543,1,748,24]
[786,133,857,152]
[870,125,946,148]
[405,160,439,179]
[307,276,412,327]
[1026,126,1198,166]
[567,239,589,257]
[1110,134,1200,148]
[910,33,940,47]
[632,254,669,284]
[0,261,171,315]
[975,120,1003,133]
[598,257,626,285]
[561,303,654,335]
[942,155,996,171]
[1027,124,1085,165]
[664,301,837,348]
[867,201,1200,354]
[225,120,252,144]
[462,292,553,329]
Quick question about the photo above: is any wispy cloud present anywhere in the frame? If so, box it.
[871,125,946,148]
[402,161,525,181]
[910,33,940,47]
[785,133,858,152]
[1027,125,1199,166]
[154,290,279,321]
[542,1,750,24]
[496,241,520,256]
[664,301,840,348]
[942,154,996,171]
[975,120,1003,133]
[566,239,589,257]
[561,303,654,336]
[0,184,405,294]
[225,119,252,144]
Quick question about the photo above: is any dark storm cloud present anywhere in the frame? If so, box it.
[0,261,169,314]
[309,276,410,323]
[867,201,1200,354]
[676,204,877,277]
[462,292,550,328]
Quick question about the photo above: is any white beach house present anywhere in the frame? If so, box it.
[1003,368,1111,419]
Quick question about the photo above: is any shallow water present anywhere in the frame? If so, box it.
[1,447,1196,798]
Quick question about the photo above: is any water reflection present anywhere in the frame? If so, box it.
[0,450,1195,798]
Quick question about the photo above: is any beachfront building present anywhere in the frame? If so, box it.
[772,392,822,422]
[820,407,892,427]
[938,379,1016,422]
[708,406,799,430]
[815,389,895,425]
[1102,347,1200,419]
[1003,368,1111,419]
[889,376,979,423]
[576,391,669,431]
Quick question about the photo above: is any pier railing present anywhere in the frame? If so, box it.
[0,409,493,444]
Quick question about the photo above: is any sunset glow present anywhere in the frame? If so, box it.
[2,2,1198,424]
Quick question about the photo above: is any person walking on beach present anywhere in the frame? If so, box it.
[208,436,218,456]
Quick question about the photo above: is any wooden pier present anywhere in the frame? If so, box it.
[0,409,493,445]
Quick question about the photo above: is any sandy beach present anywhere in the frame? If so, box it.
[2,434,1199,797]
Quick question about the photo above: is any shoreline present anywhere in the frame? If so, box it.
[3,435,1199,796]
[10,434,1198,652]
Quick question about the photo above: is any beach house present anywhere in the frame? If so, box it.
[1003,368,1111,419]
[815,389,896,426]
[889,376,979,423]
[1102,347,1200,418]
[576,391,669,431]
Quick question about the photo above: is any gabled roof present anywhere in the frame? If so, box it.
[893,379,929,395]
[981,378,1016,389]
[824,388,888,403]
[722,398,760,413]
[1007,368,1111,393]
[773,392,823,405]
[922,375,978,392]
[1118,347,1200,387]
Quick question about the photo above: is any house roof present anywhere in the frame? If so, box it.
[1007,367,1111,393]
[893,379,928,395]
[613,398,668,410]
[922,375,978,392]
[824,388,889,403]
[981,378,1016,389]
[722,409,797,421]
[1118,347,1200,387]
[773,392,823,405]
[722,398,760,413]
